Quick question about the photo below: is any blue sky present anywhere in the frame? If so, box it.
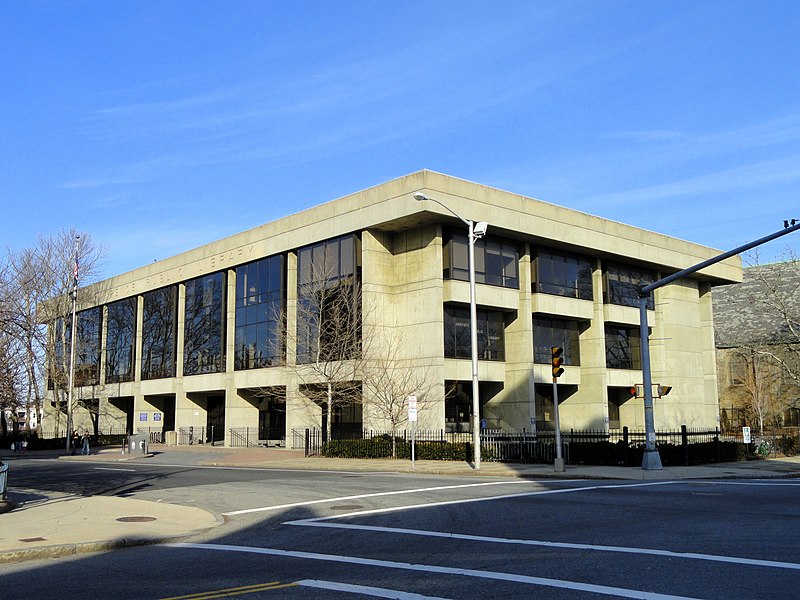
[3,1,799,278]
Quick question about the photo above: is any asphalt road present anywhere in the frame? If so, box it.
[2,457,799,599]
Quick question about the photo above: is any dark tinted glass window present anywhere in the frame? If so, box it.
[533,317,581,365]
[444,231,519,289]
[235,255,285,369]
[296,234,361,365]
[142,286,177,380]
[184,272,226,375]
[604,262,655,309]
[49,311,102,388]
[106,298,136,383]
[605,326,641,369]
[533,248,593,300]
[444,305,505,361]
[48,317,66,390]
[64,307,102,387]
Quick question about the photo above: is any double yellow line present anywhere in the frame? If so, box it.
[161,581,299,599]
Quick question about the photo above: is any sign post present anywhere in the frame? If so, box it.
[742,426,751,455]
[408,396,418,469]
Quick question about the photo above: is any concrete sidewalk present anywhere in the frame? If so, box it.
[1,445,799,564]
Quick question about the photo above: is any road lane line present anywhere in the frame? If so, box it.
[159,581,296,599]
[221,480,547,516]
[296,579,451,599]
[698,481,800,487]
[284,481,675,523]
[94,467,137,472]
[167,542,701,600]
[288,520,800,572]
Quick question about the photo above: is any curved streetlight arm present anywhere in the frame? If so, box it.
[413,192,471,229]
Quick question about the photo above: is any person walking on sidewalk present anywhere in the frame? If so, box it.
[71,429,80,455]
[81,430,91,455]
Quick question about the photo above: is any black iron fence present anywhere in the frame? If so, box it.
[178,426,207,445]
[229,427,286,448]
[293,425,762,466]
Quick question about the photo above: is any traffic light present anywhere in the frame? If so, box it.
[658,385,672,397]
[551,346,564,379]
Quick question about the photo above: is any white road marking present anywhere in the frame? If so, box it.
[284,480,675,523]
[698,481,800,487]
[280,479,800,572]
[222,480,547,516]
[93,467,136,472]
[288,520,800,571]
[296,579,451,599]
[167,542,701,600]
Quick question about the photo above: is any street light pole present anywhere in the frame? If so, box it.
[414,192,487,469]
[65,234,80,453]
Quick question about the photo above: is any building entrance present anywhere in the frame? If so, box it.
[206,394,225,444]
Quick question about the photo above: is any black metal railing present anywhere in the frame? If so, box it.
[293,425,750,466]
[229,427,286,448]
[178,426,206,445]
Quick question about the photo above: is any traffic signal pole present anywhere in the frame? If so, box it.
[551,347,565,472]
[638,220,800,470]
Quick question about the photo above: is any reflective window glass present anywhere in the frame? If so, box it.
[106,298,136,383]
[184,272,226,376]
[141,286,177,380]
[533,248,593,300]
[533,317,581,365]
[235,255,285,370]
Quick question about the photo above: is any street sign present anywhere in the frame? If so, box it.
[408,395,418,423]
[742,426,751,444]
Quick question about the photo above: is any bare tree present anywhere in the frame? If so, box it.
[732,347,784,435]
[362,327,435,458]
[286,253,366,442]
[4,230,104,435]
[742,255,800,384]
[0,332,22,436]
[716,252,800,434]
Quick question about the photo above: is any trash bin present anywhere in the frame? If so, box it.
[0,461,8,501]
[165,430,177,446]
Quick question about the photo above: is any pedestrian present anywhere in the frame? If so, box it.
[71,429,80,455]
[81,430,90,455]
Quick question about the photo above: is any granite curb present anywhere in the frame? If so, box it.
[0,533,199,565]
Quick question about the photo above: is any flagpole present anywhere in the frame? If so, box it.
[65,234,79,452]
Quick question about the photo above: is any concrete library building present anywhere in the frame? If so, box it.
[44,170,741,447]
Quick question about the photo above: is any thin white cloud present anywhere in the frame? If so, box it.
[574,154,800,208]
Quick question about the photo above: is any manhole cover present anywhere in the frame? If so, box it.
[329,504,364,511]
[116,516,157,522]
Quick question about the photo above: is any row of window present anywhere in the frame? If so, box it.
[51,232,653,387]
[50,235,361,386]
[442,230,656,309]
[442,307,642,370]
